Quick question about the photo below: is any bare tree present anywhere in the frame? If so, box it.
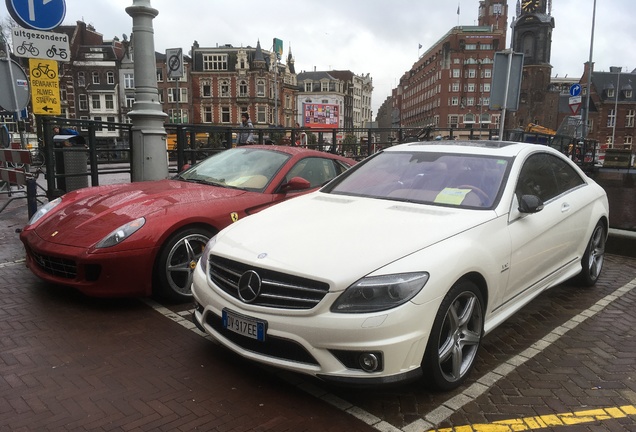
[0,16,18,55]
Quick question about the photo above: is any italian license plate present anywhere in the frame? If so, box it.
[222,309,267,342]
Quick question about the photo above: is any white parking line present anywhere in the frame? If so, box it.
[143,277,636,432]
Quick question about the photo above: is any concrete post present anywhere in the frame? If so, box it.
[126,0,168,181]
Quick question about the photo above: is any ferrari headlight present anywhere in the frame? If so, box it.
[331,272,429,313]
[28,197,62,225]
[95,217,145,248]
[198,235,217,274]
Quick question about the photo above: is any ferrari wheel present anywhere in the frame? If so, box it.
[154,227,213,302]
[575,221,606,287]
[422,280,484,391]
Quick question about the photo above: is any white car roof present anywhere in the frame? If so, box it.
[384,140,553,159]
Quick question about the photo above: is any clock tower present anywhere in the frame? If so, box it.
[508,0,557,129]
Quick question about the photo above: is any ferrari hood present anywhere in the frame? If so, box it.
[212,192,497,286]
[32,179,247,247]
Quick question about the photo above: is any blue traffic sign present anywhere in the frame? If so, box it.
[5,0,66,31]
[569,84,582,97]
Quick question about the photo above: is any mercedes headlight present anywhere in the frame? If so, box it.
[198,235,217,274]
[331,272,429,313]
[95,217,145,248]
[28,197,62,225]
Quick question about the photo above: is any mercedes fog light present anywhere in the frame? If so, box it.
[359,353,380,372]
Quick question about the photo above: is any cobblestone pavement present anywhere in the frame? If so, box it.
[2,186,636,431]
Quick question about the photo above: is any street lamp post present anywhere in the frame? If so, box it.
[582,0,597,140]
[611,67,621,148]
[126,0,168,181]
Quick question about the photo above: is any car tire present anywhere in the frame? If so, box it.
[421,279,484,391]
[575,221,606,287]
[154,227,213,302]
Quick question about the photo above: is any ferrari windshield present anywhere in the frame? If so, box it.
[178,148,290,191]
[327,151,511,209]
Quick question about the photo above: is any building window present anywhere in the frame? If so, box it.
[451,96,459,106]
[93,116,103,130]
[626,109,635,127]
[452,69,460,78]
[92,72,100,84]
[107,71,115,85]
[169,109,188,123]
[484,83,491,92]
[80,116,89,130]
[257,79,265,97]
[202,84,211,97]
[78,94,88,110]
[158,89,164,103]
[625,135,633,147]
[465,44,477,50]
[466,97,475,106]
[238,80,248,97]
[203,106,212,123]
[452,82,460,92]
[321,82,329,92]
[304,82,312,92]
[156,68,163,82]
[467,83,475,92]
[221,107,230,123]
[467,69,476,78]
[126,95,135,108]
[482,96,490,106]
[625,89,633,98]
[202,54,228,71]
[257,106,266,123]
[91,94,101,109]
[220,80,230,97]
[168,88,188,103]
[124,73,134,89]
[607,109,616,127]
[607,88,615,98]
[78,72,85,87]
[107,116,116,131]
[448,115,459,128]
[105,94,114,110]
[484,69,492,78]
[464,113,475,123]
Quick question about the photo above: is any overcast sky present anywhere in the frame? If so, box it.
[2,0,634,116]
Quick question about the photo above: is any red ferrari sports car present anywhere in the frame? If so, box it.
[20,145,355,302]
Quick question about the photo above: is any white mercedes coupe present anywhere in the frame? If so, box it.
[192,141,609,390]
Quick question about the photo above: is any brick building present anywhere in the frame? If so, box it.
[189,40,298,128]
[394,0,508,138]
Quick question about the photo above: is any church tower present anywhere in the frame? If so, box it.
[509,0,556,129]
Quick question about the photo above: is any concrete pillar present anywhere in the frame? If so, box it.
[126,0,168,181]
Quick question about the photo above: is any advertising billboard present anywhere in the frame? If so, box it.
[303,103,339,129]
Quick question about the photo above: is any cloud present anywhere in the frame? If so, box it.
[2,0,634,115]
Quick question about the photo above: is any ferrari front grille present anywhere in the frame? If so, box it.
[208,255,329,310]
[30,249,77,279]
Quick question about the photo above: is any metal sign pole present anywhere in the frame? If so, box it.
[2,39,22,147]
[498,50,513,142]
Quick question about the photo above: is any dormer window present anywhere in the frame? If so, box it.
[607,88,615,98]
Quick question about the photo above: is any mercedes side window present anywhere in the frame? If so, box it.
[515,153,559,203]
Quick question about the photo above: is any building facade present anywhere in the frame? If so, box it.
[189,40,298,128]
[581,65,636,153]
[396,0,508,138]
[507,0,556,130]
[56,21,124,139]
